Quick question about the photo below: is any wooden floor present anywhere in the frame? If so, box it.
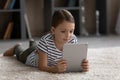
[0,35,120,54]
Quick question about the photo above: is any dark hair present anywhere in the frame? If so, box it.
[51,9,75,28]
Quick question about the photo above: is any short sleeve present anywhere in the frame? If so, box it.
[37,38,48,54]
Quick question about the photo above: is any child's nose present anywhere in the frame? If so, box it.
[65,32,70,38]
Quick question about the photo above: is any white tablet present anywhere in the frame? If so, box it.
[63,43,88,72]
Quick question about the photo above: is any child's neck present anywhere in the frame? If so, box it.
[54,40,64,51]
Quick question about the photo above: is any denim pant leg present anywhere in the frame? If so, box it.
[14,45,24,60]
[14,41,37,63]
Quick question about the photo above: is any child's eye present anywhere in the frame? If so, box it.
[61,31,65,33]
[70,30,74,33]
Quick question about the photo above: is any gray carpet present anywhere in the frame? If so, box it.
[0,47,120,80]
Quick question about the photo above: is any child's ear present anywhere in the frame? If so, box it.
[51,26,55,34]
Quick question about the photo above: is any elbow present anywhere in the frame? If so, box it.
[38,66,46,71]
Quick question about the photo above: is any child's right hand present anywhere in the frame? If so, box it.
[56,59,67,73]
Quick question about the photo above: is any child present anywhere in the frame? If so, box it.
[3,9,89,73]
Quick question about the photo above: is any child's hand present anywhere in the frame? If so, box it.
[81,59,89,72]
[56,59,67,73]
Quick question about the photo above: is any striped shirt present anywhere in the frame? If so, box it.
[25,33,78,67]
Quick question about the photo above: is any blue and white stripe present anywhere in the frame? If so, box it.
[25,33,78,67]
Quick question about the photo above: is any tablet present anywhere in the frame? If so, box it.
[63,43,88,72]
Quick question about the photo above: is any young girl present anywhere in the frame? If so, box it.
[3,9,89,73]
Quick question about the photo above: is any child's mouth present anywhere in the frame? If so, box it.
[64,39,69,42]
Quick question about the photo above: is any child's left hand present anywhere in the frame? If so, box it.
[81,59,89,72]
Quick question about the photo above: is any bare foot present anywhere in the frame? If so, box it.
[3,43,22,56]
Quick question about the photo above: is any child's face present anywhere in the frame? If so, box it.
[51,20,75,44]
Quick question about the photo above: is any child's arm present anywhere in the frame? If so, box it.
[37,50,67,73]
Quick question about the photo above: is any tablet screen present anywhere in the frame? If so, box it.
[63,43,88,72]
